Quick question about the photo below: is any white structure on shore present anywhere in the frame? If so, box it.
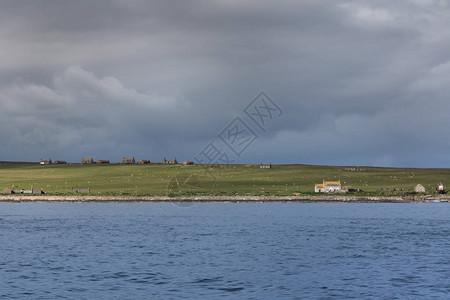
[315,180,342,193]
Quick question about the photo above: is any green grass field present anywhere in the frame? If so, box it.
[1,163,449,196]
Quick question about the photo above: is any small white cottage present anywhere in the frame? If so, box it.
[315,180,342,193]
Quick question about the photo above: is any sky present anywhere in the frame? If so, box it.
[1,0,450,167]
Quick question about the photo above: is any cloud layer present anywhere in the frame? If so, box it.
[1,0,450,166]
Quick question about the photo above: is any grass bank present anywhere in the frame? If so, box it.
[0,163,449,196]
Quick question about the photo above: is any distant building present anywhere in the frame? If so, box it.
[183,161,195,165]
[54,160,67,164]
[71,188,90,194]
[260,163,272,169]
[2,188,14,194]
[122,157,135,164]
[40,158,52,165]
[414,184,426,193]
[30,188,44,195]
[315,180,342,193]
[138,160,151,164]
[81,158,94,164]
[6,186,44,194]
[342,186,360,192]
[163,157,178,165]
[96,160,110,164]
[344,167,364,171]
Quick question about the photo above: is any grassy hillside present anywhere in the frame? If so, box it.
[0,163,449,196]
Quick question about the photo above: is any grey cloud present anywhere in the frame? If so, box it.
[1,0,450,166]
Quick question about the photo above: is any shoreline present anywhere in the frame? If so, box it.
[0,195,447,203]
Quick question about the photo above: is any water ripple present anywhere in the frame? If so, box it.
[1,203,450,299]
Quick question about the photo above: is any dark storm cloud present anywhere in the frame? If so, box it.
[1,0,450,166]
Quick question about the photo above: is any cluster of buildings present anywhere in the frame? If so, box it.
[40,157,196,165]
[315,180,442,194]
[3,186,44,195]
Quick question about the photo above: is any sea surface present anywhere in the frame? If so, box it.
[1,203,450,299]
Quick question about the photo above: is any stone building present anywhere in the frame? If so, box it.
[81,158,94,164]
[40,158,52,165]
[96,160,110,164]
[414,184,426,193]
[3,188,14,194]
[71,188,90,194]
[342,186,360,192]
[163,157,178,165]
[138,160,151,164]
[122,157,135,164]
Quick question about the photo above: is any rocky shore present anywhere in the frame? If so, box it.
[0,195,448,203]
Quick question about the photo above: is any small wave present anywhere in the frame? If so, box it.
[191,276,223,284]
[217,287,244,292]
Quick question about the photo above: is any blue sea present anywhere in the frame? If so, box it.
[1,203,450,299]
